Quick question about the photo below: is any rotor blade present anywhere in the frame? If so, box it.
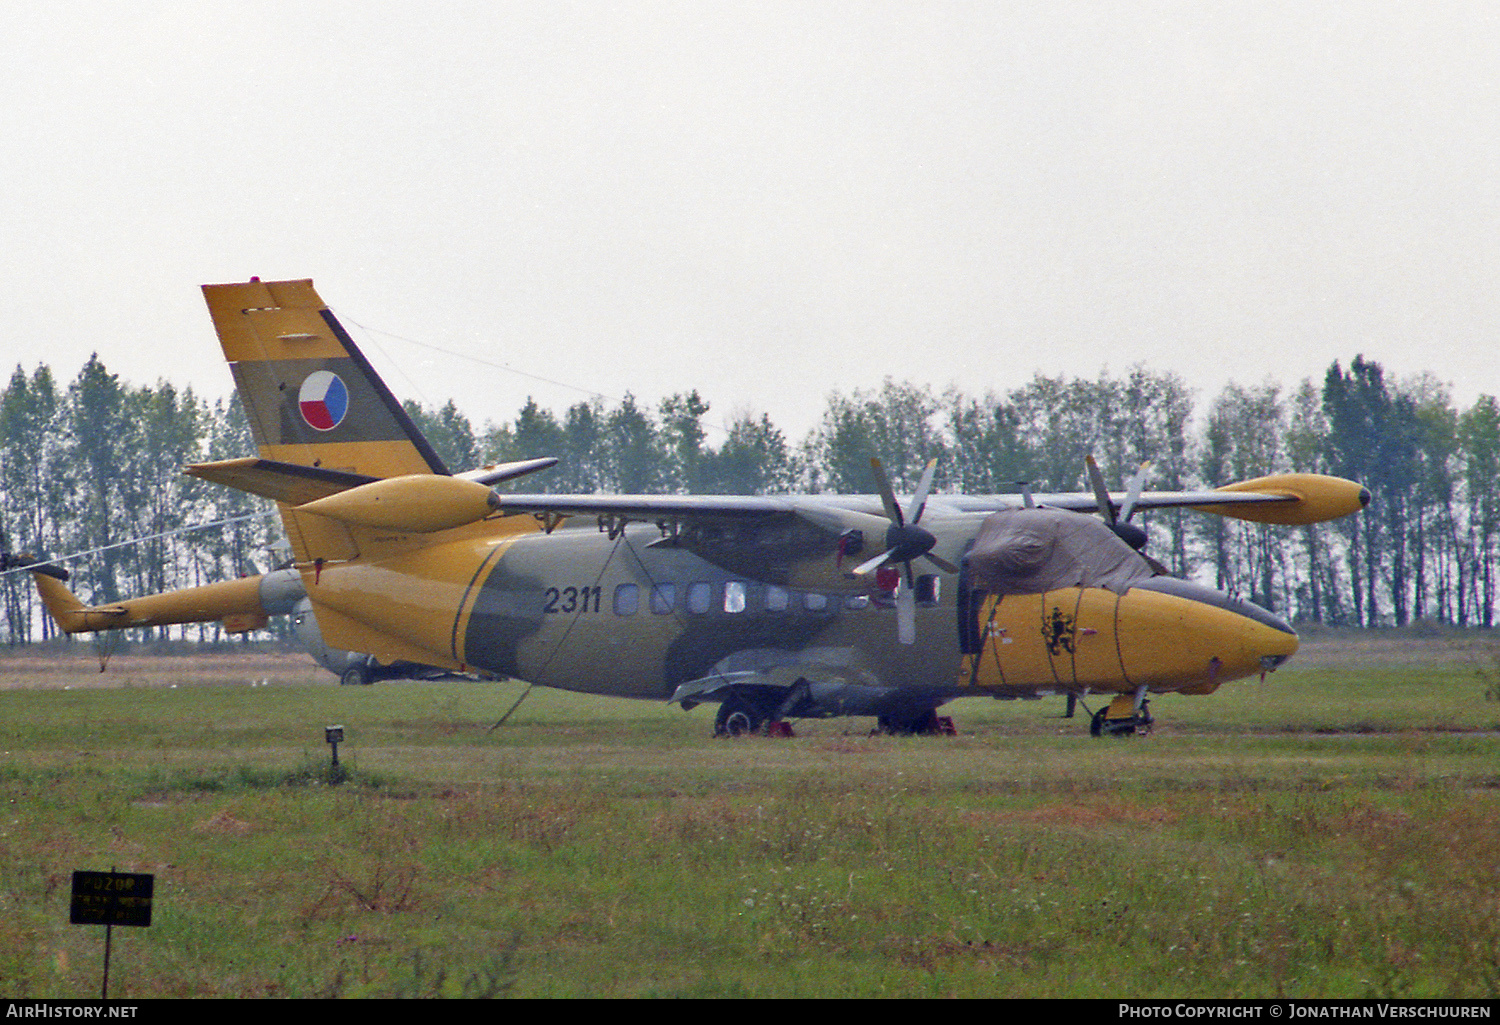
[897,583,916,645]
[1119,461,1153,523]
[1085,455,1115,525]
[869,457,903,526]
[852,548,895,576]
[904,458,938,525]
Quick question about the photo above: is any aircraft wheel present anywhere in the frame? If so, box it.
[723,710,755,736]
[340,665,371,687]
[714,696,765,737]
[1089,707,1106,737]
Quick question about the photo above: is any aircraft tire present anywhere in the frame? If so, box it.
[340,665,371,687]
[714,695,764,738]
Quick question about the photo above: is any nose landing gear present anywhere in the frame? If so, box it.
[1088,692,1153,737]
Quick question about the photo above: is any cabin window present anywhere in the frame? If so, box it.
[724,581,747,613]
[650,583,676,614]
[845,594,870,610]
[687,581,713,614]
[804,592,828,612]
[765,585,789,612]
[613,583,639,616]
[916,574,940,606]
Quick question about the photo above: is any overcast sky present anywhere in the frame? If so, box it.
[3,2,1498,451]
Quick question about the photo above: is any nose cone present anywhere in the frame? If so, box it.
[1255,617,1300,672]
[1117,578,1298,693]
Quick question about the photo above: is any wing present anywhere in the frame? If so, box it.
[493,494,833,543]
[495,493,798,522]
[941,472,1370,526]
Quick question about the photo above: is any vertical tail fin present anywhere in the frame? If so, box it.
[201,278,449,565]
[30,568,90,634]
[201,278,449,479]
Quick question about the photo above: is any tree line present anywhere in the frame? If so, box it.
[3,351,1499,642]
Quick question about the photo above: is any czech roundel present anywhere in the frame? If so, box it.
[298,371,349,432]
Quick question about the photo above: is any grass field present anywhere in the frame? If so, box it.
[0,633,1496,998]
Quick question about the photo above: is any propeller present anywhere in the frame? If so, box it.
[852,457,960,644]
[1085,455,1151,551]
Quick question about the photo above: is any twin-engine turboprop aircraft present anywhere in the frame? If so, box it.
[21,279,1369,736]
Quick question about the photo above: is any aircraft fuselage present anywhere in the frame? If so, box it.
[306,516,1299,715]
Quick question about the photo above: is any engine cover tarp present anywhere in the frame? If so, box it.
[967,508,1155,595]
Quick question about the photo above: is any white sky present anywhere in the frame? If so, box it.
[3,1,1498,447]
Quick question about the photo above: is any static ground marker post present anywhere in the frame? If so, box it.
[70,868,153,999]
[326,724,344,780]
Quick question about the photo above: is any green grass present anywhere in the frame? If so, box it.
[0,647,1496,998]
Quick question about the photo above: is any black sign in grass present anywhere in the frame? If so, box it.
[70,871,154,928]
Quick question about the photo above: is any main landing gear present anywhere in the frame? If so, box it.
[711,691,958,739]
[1088,693,1153,737]
[714,693,796,737]
[714,694,763,737]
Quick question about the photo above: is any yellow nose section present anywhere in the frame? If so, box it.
[964,581,1298,696]
[1116,579,1298,694]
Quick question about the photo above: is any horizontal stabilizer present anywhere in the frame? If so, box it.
[185,458,379,505]
[456,457,560,488]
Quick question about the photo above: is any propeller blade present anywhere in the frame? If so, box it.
[869,458,903,526]
[904,458,938,525]
[864,454,951,646]
[1119,461,1153,523]
[1143,552,1171,576]
[897,583,916,645]
[1085,455,1115,525]
[923,551,960,575]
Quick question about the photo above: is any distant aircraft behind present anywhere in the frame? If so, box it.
[17,278,1370,737]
